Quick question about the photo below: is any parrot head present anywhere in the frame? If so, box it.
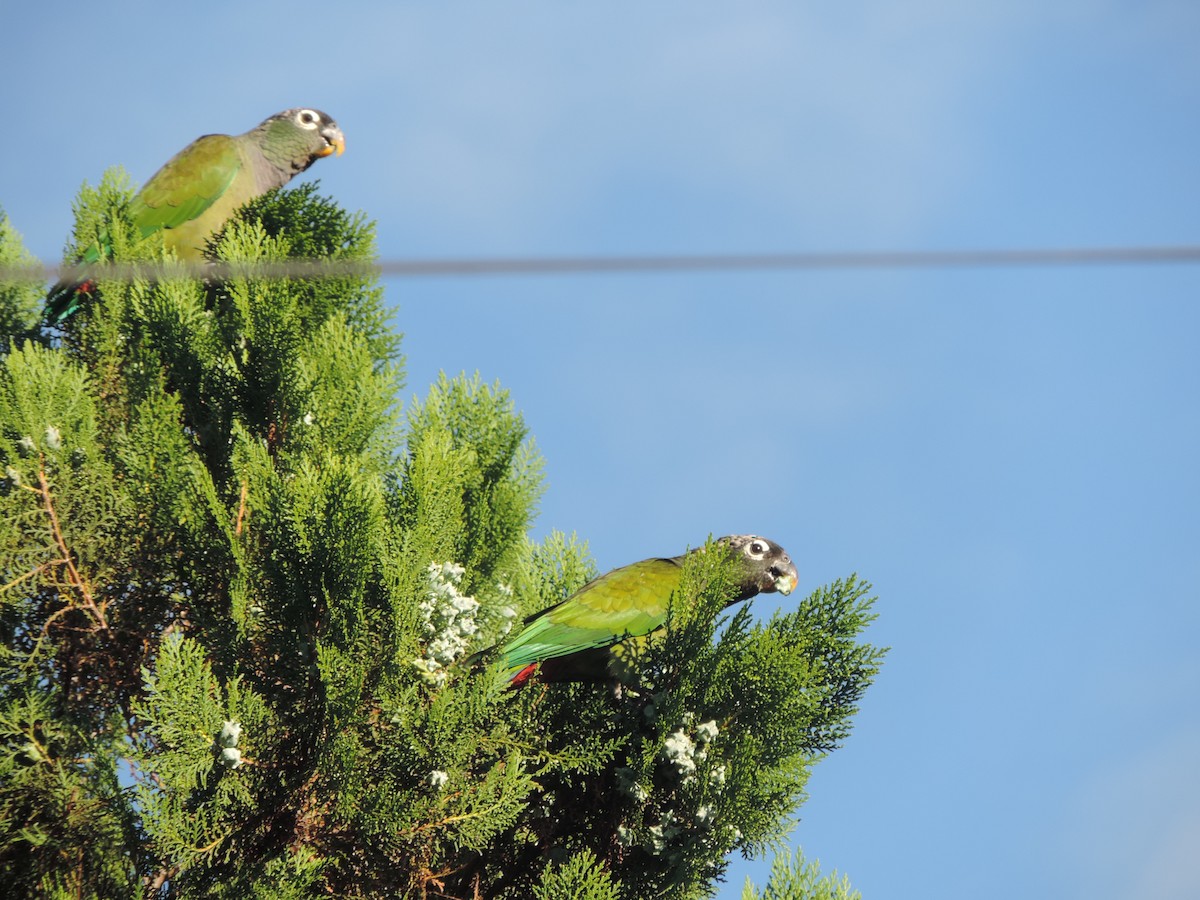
[261,107,346,166]
[292,107,345,157]
[717,534,799,599]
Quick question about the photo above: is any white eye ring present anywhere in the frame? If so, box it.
[296,109,320,129]
[746,539,768,559]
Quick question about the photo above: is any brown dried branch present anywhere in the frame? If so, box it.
[143,863,181,897]
[0,560,56,595]
[35,458,107,630]
[234,479,249,536]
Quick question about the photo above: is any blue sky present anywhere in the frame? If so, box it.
[4,2,1199,897]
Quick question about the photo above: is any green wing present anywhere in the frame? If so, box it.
[128,134,241,236]
[499,557,683,674]
[43,135,240,325]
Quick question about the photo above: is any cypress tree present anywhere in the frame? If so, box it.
[0,179,884,898]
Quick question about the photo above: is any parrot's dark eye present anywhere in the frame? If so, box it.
[747,540,768,558]
[296,110,319,128]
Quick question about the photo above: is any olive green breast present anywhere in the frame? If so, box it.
[129,134,264,260]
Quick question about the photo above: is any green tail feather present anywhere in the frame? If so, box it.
[44,243,105,326]
[44,280,93,325]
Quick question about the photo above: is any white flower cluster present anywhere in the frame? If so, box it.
[641,805,724,856]
[216,720,243,769]
[413,562,479,686]
[646,810,681,853]
[662,730,698,779]
[661,718,719,783]
[616,766,650,803]
[491,583,519,637]
[5,430,60,486]
[628,716,734,858]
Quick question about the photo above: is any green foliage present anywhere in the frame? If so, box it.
[0,683,139,898]
[61,168,143,265]
[396,371,543,593]
[740,849,860,900]
[0,210,42,349]
[0,174,884,899]
[534,849,621,900]
[227,182,397,368]
[132,634,270,878]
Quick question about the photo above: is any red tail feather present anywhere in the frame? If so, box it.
[508,664,539,689]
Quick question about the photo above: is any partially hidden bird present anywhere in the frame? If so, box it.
[486,535,798,688]
[44,107,346,325]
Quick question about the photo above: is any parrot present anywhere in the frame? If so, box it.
[486,535,798,688]
[44,107,346,325]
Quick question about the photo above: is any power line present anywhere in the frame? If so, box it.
[4,244,1200,283]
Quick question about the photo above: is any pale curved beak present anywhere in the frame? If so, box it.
[320,127,346,157]
[772,564,799,596]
